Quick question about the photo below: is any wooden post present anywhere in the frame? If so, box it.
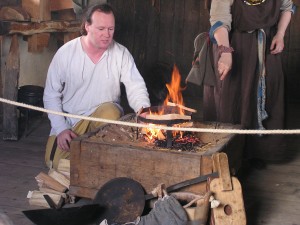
[28,33,50,53]
[3,35,20,140]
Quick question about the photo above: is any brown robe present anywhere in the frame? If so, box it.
[203,0,287,161]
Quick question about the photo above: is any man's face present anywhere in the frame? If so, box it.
[85,11,115,50]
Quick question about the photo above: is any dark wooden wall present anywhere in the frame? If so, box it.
[109,0,210,101]
[0,0,20,7]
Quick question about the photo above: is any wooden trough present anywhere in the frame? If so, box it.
[69,114,244,199]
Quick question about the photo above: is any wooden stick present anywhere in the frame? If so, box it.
[0,20,81,36]
[39,187,68,198]
[35,172,67,193]
[145,113,191,121]
[48,169,70,189]
[27,190,63,208]
[167,102,197,113]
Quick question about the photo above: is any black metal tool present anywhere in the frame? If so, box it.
[22,204,103,225]
[144,171,219,200]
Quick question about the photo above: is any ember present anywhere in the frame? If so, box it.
[137,64,204,149]
[143,131,205,152]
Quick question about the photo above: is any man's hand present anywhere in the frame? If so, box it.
[218,52,232,80]
[57,129,78,151]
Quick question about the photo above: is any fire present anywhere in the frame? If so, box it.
[143,64,187,142]
[163,64,185,114]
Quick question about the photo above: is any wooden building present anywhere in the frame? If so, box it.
[0,0,300,225]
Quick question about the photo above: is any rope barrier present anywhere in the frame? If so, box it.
[1,97,300,135]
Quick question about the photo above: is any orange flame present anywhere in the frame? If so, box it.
[163,64,185,113]
[144,64,186,141]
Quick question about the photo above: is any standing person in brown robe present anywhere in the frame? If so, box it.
[203,0,295,167]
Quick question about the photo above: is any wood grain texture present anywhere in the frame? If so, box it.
[2,35,19,140]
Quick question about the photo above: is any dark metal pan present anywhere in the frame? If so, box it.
[22,204,103,225]
[93,173,218,224]
[93,177,145,224]
[137,106,192,125]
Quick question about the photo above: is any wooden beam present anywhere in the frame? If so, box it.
[3,35,20,140]
[0,6,30,21]
[0,20,81,36]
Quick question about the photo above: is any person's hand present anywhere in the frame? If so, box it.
[218,53,232,80]
[57,129,78,151]
[270,32,285,55]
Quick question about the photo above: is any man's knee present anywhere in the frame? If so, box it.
[93,102,123,120]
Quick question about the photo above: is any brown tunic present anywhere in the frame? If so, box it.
[203,0,287,161]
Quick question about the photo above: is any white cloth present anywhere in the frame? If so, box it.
[43,37,150,136]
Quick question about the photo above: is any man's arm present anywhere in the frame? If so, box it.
[120,48,151,112]
[43,54,76,150]
[270,10,292,54]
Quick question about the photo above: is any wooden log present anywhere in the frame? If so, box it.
[3,35,19,141]
[0,20,81,36]
[39,187,68,198]
[28,33,50,53]
[0,6,30,21]
[167,101,197,113]
[27,190,63,208]
[143,113,191,121]
[48,169,70,189]
[22,0,51,22]
[35,172,68,193]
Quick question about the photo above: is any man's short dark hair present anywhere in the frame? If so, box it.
[80,3,115,35]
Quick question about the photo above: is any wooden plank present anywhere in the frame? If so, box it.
[0,1,19,7]
[109,0,135,52]
[27,33,50,53]
[0,20,81,36]
[210,177,246,225]
[213,153,233,191]
[50,0,73,11]
[172,0,185,68]
[52,9,77,21]
[70,140,205,198]
[144,1,160,68]
[3,35,19,141]
[21,0,51,22]
[131,0,150,70]
[157,0,174,65]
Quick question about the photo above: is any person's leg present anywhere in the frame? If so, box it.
[71,102,123,135]
[45,135,70,169]
[44,102,123,169]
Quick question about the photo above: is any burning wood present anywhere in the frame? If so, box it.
[154,132,204,152]
[142,113,191,121]
[167,102,197,113]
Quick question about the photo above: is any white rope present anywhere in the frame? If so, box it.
[1,97,300,135]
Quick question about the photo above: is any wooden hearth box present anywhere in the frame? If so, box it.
[69,114,244,199]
